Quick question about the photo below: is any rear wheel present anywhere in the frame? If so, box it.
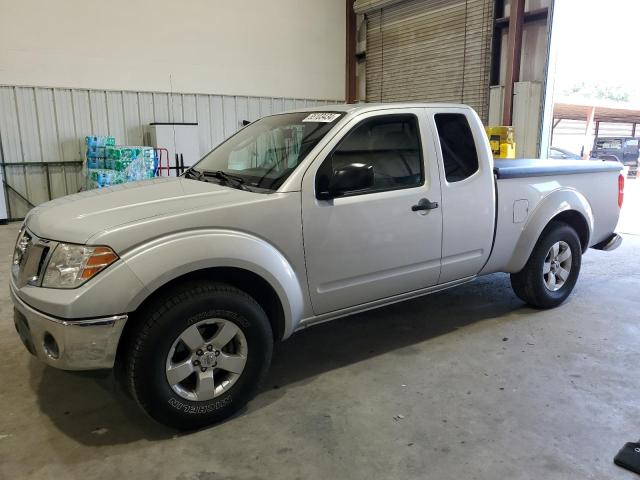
[510,222,582,309]
[123,281,272,430]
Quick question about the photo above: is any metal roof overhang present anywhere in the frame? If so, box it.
[554,102,640,124]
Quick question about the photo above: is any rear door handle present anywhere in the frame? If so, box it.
[411,198,439,211]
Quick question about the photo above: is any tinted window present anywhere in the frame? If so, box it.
[317,114,423,195]
[434,113,479,182]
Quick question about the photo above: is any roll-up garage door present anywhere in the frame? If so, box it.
[356,0,494,122]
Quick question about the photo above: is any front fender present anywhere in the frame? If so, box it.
[506,188,594,273]
[121,229,305,338]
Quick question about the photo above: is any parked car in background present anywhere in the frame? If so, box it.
[591,137,639,178]
[11,103,624,429]
[550,147,581,160]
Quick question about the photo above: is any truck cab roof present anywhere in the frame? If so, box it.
[281,102,475,115]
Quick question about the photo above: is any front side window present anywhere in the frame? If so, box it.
[434,113,479,183]
[191,112,343,191]
[316,114,424,196]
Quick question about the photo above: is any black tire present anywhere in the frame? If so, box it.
[123,281,273,430]
[510,222,582,309]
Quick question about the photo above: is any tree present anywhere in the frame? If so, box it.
[561,81,630,102]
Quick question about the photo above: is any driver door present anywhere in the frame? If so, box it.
[301,109,443,315]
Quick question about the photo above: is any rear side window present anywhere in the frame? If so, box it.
[318,114,423,194]
[434,113,479,182]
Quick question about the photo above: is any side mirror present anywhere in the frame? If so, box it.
[317,163,374,200]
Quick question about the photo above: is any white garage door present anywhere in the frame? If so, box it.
[356,0,494,122]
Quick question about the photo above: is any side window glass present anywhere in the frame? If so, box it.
[317,114,424,196]
[434,113,479,182]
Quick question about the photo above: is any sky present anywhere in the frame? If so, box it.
[553,0,640,103]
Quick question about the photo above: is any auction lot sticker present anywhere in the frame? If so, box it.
[302,113,341,123]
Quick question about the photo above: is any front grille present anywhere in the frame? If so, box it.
[12,230,51,288]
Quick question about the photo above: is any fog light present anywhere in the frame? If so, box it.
[43,332,60,359]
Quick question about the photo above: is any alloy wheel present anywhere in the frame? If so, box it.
[165,318,248,401]
[543,240,572,291]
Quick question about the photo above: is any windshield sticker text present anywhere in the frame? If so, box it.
[302,113,341,123]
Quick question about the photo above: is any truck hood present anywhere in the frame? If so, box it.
[26,177,258,244]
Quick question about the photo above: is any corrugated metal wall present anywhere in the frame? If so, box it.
[0,85,339,219]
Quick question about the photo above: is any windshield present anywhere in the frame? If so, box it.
[190,111,344,191]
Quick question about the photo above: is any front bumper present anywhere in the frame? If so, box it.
[10,286,127,370]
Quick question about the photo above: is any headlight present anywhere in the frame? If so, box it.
[12,224,27,267]
[42,243,119,288]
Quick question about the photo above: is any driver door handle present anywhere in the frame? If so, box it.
[411,198,439,211]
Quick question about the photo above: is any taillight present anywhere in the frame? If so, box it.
[618,174,624,208]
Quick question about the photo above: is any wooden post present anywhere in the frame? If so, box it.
[583,106,595,160]
[551,118,561,146]
[345,0,357,103]
[501,0,525,125]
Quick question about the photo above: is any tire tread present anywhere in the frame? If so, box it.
[122,281,266,425]
[510,221,582,309]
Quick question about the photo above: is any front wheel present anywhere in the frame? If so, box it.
[123,281,273,430]
[510,222,582,309]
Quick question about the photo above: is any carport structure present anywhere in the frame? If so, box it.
[552,97,640,157]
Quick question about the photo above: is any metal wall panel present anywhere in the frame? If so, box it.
[122,91,142,145]
[0,85,341,219]
[196,94,213,156]
[183,95,197,124]
[169,94,183,123]
[260,97,273,117]
[210,96,225,147]
[89,90,109,135]
[106,91,126,144]
[138,92,155,131]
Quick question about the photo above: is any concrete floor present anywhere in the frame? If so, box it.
[1,188,639,480]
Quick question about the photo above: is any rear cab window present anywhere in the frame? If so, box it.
[434,113,479,182]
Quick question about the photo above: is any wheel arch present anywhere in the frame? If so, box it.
[550,210,590,252]
[119,230,305,341]
[116,266,287,369]
[506,189,593,273]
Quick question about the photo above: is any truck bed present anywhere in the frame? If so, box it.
[493,159,621,179]
[481,158,622,276]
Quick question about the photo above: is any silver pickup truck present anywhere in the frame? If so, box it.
[11,103,623,429]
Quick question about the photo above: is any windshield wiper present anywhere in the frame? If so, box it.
[200,170,251,191]
[183,168,251,191]
[183,167,204,180]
